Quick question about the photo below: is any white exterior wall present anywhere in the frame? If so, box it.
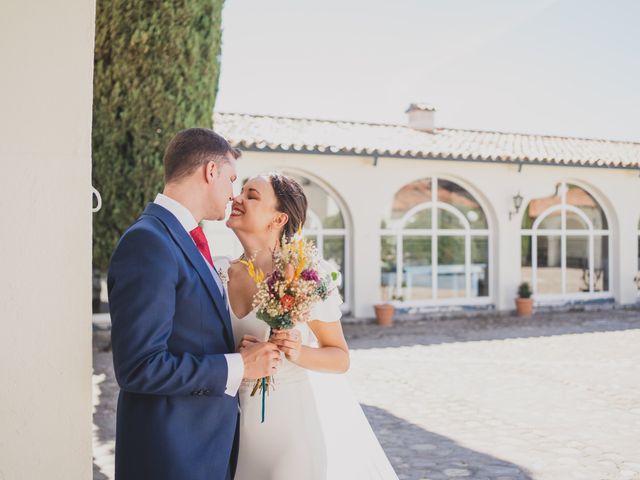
[205,151,640,319]
[0,0,96,478]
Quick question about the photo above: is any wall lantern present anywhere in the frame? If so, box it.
[508,192,523,221]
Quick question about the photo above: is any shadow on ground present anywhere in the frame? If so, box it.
[93,464,109,480]
[344,308,640,350]
[361,404,533,480]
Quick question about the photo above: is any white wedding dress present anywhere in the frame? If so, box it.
[216,258,398,480]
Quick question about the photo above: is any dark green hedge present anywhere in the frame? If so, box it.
[92,0,225,270]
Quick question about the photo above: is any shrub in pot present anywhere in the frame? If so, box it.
[516,282,534,317]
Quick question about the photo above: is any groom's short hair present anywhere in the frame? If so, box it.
[163,128,241,183]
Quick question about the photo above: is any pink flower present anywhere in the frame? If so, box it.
[300,269,320,283]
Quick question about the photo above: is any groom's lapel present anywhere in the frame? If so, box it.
[142,203,235,351]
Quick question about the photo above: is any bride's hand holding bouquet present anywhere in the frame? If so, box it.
[270,328,303,362]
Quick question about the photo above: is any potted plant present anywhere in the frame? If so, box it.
[374,302,395,327]
[516,282,533,317]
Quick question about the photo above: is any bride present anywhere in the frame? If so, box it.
[217,173,398,480]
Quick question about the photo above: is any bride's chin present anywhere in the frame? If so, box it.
[226,217,244,231]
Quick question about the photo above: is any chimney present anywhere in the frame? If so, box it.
[406,103,436,132]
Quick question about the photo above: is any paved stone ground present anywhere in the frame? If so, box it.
[93,309,640,480]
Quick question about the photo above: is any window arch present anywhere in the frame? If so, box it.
[380,177,490,304]
[521,182,610,297]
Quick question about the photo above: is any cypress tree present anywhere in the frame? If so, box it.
[92,0,225,271]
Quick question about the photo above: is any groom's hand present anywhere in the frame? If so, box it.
[239,340,281,380]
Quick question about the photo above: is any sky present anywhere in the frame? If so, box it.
[216,0,640,142]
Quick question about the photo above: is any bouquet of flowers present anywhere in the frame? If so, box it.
[240,228,339,422]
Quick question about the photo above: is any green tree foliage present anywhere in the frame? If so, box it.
[92,0,225,270]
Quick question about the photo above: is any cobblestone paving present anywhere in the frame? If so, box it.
[93,309,640,480]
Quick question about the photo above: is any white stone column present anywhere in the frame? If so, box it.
[0,0,96,478]
[347,177,385,318]
[494,189,523,311]
[600,172,640,305]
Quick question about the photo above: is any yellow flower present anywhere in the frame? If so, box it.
[293,237,306,280]
[239,259,264,284]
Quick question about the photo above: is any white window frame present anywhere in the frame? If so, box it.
[380,177,492,307]
[302,198,351,313]
[521,181,612,302]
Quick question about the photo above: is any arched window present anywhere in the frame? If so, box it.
[521,182,610,297]
[380,177,490,304]
[282,172,350,310]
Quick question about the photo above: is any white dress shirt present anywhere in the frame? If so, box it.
[154,193,244,397]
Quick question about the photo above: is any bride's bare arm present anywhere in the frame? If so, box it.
[270,321,350,373]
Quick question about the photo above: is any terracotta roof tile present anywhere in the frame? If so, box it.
[214,112,640,169]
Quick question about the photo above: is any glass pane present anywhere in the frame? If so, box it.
[305,235,317,247]
[594,236,609,292]
[323,211,344,229]
[403,236,432,301]
[323,236,345,297]
[380,236,397,301]
[566,211,588,230]
[566,236,590,293]
[521,235,533,288]
[284,172,344,229]
[521,185,561,229]
[471,236,489,297]
[404,208,431,229]
[437,179,487,229]
[382,178,432,229]
[438,209,464,229]
[437,236,466,298]
[566,184,607,230]
[536,235,562,294]
[538,211,561,230]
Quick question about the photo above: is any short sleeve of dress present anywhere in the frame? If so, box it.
[309,259,343,323]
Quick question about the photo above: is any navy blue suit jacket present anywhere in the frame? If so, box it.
[108,203,239,480]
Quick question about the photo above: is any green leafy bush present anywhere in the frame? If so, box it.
[92,0,225,270]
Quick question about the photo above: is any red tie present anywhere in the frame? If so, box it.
[189,226,215,269]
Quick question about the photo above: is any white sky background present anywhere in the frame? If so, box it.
[216,0,640,142]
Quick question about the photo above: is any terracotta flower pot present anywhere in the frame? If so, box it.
[515,297,533,317]
[374,303,395,327]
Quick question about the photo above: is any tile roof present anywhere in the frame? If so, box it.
[214,112,640,169]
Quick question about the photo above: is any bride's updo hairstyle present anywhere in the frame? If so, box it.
[267,173,308,241]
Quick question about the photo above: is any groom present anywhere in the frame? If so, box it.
[108,128,281,480]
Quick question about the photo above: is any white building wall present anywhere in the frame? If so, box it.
[205,149,640,319]
[0,0,96,478]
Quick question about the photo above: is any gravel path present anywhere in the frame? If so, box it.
[93,309,640,480]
